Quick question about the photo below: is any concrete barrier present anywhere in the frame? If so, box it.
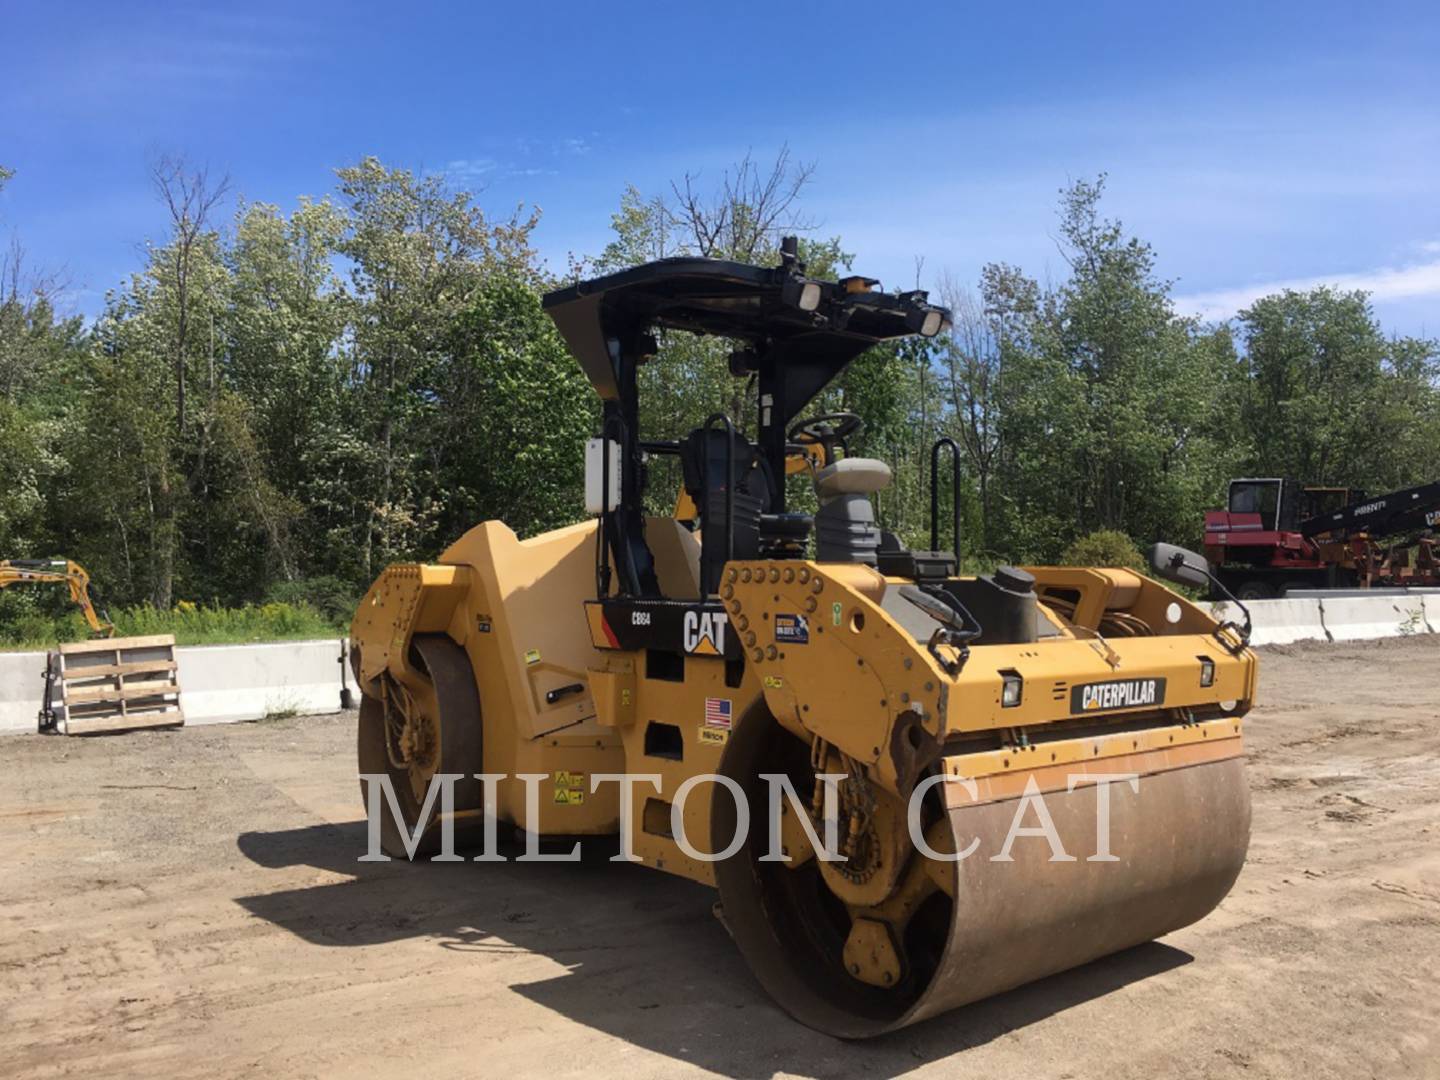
[1209,598,1328,646]
[1423,594,1440,635]
[175,639,347,726]
[0,650,48,734]
[1,638,348,735]
[1318,595,1430,642]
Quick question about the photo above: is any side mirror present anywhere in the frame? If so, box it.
[1148,543,1211,590]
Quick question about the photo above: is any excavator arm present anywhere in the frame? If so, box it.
[0,558,116,638]
[1300,479,1440,540]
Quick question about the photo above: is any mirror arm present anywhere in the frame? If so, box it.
[927,628,971,677]
[1168,553,1253,653]
[900,584,982,677]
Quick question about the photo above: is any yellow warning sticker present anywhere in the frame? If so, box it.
[524,648,541,665]
[698,727,729,746]
[553,771,586,805]
[763,675,784,689]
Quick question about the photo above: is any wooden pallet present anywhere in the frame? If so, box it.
[50,635,184,735]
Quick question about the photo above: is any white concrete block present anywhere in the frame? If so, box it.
[175,639,346,725]
[1237,598,1328,646]
[1,638,348,735]
[1319,596,1428,642]
[1422,594,1440,635]
[0,650,47,734]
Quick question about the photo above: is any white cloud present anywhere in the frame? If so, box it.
[1173,259,1440,321]
[443,158,498,181]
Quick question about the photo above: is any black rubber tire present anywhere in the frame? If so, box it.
[1235,580,1277,601]
[356,635,483,859]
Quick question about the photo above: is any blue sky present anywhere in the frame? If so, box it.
[3,1,1438,334]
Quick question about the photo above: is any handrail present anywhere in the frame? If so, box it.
[700,413,737,596]
[930,436,963,566]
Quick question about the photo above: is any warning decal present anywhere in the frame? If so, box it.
[553,771,586,805]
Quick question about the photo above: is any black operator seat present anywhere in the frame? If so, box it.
[679,427,772,584]
[813,457,892,566]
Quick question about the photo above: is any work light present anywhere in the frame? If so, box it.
[1001,672,1023,708]
[782,278,823,311]
[906,307,947,337]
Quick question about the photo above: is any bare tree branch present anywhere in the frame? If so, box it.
[148,154,231,434]
[666,144,817,261]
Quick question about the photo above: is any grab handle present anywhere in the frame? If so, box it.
[930,437,963,566]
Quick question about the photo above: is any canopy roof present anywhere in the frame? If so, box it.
[542,253,949,402]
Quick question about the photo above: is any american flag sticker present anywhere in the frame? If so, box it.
[704,697,733,730]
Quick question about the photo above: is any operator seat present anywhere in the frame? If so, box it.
[680,427,770,588]
[814,457,892,565]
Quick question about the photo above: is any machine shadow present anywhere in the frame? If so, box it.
[237,822,1191,1078]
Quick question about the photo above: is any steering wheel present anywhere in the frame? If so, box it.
[787,412,864,454]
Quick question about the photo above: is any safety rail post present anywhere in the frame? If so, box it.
[701,413,737,596]
[930,436,963,567]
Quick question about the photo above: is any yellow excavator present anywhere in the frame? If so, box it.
[0,558,115,638]
[349,243,1256,1037]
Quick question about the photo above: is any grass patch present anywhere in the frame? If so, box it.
[0,600,346,651]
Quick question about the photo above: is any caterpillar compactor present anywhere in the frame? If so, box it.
[350,242,1256,1037]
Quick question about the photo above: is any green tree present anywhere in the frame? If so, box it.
[1235,287,1438,489]
[226,197,349,582]
[429,278,597,539]
[969,177,1237,557]
[10,149,1440,648]
[1060,528,1146,571]
[334,157,542,576]
[0,167,89,569]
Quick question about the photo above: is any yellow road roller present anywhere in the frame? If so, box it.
[349,242,1257,1038]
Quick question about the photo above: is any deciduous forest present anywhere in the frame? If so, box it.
[2,152,1436,642]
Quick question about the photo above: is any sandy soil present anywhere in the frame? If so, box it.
[1,636,1437,1079]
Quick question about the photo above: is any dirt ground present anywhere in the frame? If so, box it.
[1,636,1438,1079]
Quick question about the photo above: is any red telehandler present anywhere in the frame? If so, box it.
[1204,477,1440,598]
